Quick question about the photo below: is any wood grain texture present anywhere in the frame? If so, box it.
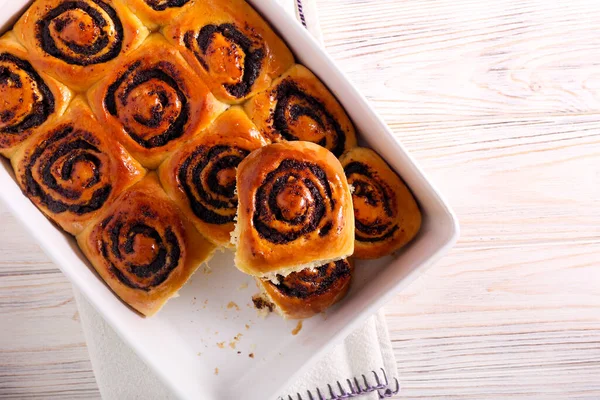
[0,208,100,399]
[1,0,600,398]
[316,0,600,398]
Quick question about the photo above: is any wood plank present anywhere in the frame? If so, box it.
[314,0,600,398]
[384,241,600,399]
[318,0,600,120]
[0,208,100,399]
[404,115,600,249]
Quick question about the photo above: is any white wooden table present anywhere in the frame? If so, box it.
[1,0,600,398]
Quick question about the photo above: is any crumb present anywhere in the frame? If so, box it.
[292,321,303,336]
[237,351,241,354]
[197,352,201,356]
[238,282,248,290]
[203,265,212,275]
[217,342,225,348]
[252,294,274,317]
[249,353,254,358]
[245,324,250,330]
[229,333,243,349]
[227,301,240,311]
[214,368,219,375]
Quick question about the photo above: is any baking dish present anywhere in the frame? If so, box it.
[0,1,459,399]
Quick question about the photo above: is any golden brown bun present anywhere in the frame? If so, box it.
[0,32,73,158]
[244,64,357,158]
[162,0,294,104]
[124,0,195,31]
[340,147,421,259]
[158,107,268,247]
[256,258,354,319]
[11,97,146,235]
[233,141,354,280]
[87,34,227,169]
[77,173,216,316]
[14,0,149,92]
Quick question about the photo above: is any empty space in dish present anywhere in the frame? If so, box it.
[0,1,459,399]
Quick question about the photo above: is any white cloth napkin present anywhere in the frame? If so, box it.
[279,310,400,400]
[76,1,400,399]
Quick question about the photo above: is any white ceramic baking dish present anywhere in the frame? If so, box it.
[0,1,459,399]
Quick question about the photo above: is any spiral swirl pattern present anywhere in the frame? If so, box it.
[23,124,113,215]
[253,159,335,244]
[97,213,181,291]
[178,145,249,225]
[144,0,190,11]
[0,53,55,141]
[344,161,398,243]
[272,80,347,157]
[36,0,124,66]
[270,259,352,299]
[183,23,265,99]
[103,60,190,149]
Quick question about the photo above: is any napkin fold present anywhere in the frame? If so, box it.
[76,1,400,399]
[280,311,400,400]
